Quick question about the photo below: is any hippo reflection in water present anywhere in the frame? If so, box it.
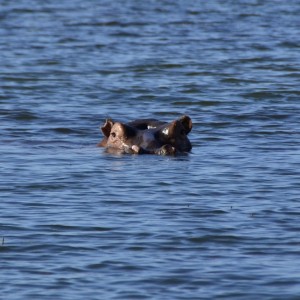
[98,115,192,155]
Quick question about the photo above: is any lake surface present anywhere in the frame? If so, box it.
[1,0,300,299]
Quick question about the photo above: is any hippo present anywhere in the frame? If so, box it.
[97,115,192,155]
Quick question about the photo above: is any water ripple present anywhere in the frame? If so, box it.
[1,0,300,299]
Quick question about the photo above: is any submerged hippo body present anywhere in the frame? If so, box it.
[98,115,192,155]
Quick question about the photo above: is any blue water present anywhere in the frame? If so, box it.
[1,1,300,299]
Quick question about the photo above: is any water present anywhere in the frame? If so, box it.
[1,0,300,299]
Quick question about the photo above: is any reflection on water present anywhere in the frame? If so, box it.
[1,0,300,299]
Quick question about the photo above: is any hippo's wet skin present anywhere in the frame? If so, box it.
[98,115,192,155]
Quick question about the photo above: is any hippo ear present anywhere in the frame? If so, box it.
[101,119,114,138]
[179,115,192,134]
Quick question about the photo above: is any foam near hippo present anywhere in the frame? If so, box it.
[98,115,192,155]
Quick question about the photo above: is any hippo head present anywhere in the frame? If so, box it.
[98,115,193,155]
[99,119,138,153]
[157,115,192,152]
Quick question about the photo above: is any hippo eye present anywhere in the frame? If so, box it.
[111,132,116,138]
